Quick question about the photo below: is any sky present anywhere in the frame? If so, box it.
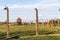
[0,0,60,22]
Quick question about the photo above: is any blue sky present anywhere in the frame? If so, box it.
[0,0,60,22]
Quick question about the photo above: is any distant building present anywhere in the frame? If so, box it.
[48,19,60,26]
[16,17,22,25]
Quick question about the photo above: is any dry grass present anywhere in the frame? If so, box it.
[0,24,60,33]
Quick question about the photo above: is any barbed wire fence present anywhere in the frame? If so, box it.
[0,7,60,39]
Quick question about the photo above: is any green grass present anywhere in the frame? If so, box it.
[9,36,60,40]
[0,24,60,38]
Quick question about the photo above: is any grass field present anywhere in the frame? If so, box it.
[21,36,60,40]
[9,36,60,40]
[0,24,60,40]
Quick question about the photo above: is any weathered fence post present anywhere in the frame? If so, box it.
[35,8,39,36]
[58,19,60,26]
[4,6,9,38]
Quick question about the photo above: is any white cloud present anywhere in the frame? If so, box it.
[0,0,60,10]
[7,4,38,9]
[40,0,59,3]
[1,1,60,22]
[5,2,60,10]
[0,6,3,10]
